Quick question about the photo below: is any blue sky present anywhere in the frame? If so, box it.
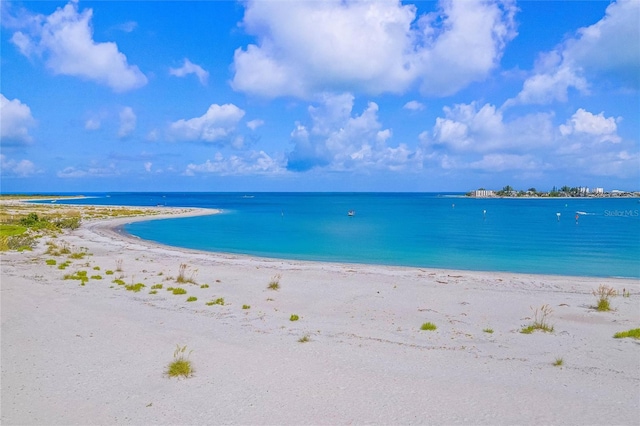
[1,0,638,192]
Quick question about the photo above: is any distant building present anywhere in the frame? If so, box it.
[593,187,604,194]
[474,189,494,197]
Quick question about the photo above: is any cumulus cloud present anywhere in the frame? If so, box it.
[286,93,418,172]
[507,0,639,106]
[169,58,209,85]
[232,0,517,98]
[169,104,245,143]
[0,94,36,144]
[118,107,136,138]
[0,155,38,177]
[8,1,147,92]
[184,151,284,176]
[559,109,621,143]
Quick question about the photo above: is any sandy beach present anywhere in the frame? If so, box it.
[1,206,639,425]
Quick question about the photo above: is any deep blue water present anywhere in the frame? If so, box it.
[42,192,640,278]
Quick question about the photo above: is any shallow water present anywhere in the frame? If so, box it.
[44,192,640,278]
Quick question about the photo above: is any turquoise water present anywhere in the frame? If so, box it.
[47,193,640,278]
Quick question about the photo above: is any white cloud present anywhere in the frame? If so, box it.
[0,155,38,177]
[508,0,639,106]
[57,163,118,178]
[118,107,136,138]
[559,108,621,143]
[9,1,147,92]
[169,104,245,143]
[84,117,101,130]
[144,162,152,172]
[184,151,284,176]
[169,58,209,86]
[246,119,264,130]
[0,94,36,143]
[113,21,137,33]
[469,153,540,172]
[232,0,516,98]
[287,93,421,172]
[403,101,425,111]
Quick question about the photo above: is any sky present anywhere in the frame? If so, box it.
[1,0,638,193]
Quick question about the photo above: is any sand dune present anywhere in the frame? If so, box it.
[2,207,639,425]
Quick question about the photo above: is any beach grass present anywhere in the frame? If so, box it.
[420,322,437,331]
[290,314,300,321]
[483,328,494,334]
[298,335,310,343]
[613,328,640,339]
[166,345,193,379]
[268,274,281,290]
[125,283,145,292]
[46,259,56,265]
[553,357,564,366]
[242,304,251,309]
[592,284,617,311]
[186,296,197,302]
[520,304,554,334]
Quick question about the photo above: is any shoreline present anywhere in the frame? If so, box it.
[2,204,639,424]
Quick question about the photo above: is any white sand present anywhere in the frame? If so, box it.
[1,208,639,425]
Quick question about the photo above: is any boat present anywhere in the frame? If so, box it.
[348,210,355,217]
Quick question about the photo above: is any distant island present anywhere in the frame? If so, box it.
[467,185,640,198]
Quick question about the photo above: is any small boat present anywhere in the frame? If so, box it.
[348,210,355,217]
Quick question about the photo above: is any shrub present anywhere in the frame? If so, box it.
[113,279,125,286]
[592,285,617,311]
[93,266,100,270]
[172,287,187,295]
[268,274,281,290]
[420,322,437,331]
[151,284,163,289]
[613,328,640,339]
[521,304,554,334]
[242,304,251,310]
[186,296,197,302]
[290,314,300,321]
[90,275,102,280]
[166,345,193,379]
[105,270,114,275]
[46,259,57,266]
[200,284,209,289]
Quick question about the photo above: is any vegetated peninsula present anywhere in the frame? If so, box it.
[467,185,640,198]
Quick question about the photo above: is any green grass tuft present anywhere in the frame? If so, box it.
[420,322,437,331]
[592,284,617,311]
[105,270,114,275]
[171,287,187,295]
[149,290,158,295]
[290,314,300,321]
[613,328,640,339]
[46,259,57,265]
[482,328,494,334]
[113,279,125,286]
[90,275,102,280]
[553,357,564,366]
[520,304,554,334]
[151,284,163,289]
[186,296,197,302]
[166,345,193,379]
[206,297,225,306]
[242,304,251,309]
[200,284,209,289]
[298,335,310,343]
[125,283,145,292]
[267,273,281,290]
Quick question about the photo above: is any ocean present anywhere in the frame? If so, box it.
[45,192,640,278]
